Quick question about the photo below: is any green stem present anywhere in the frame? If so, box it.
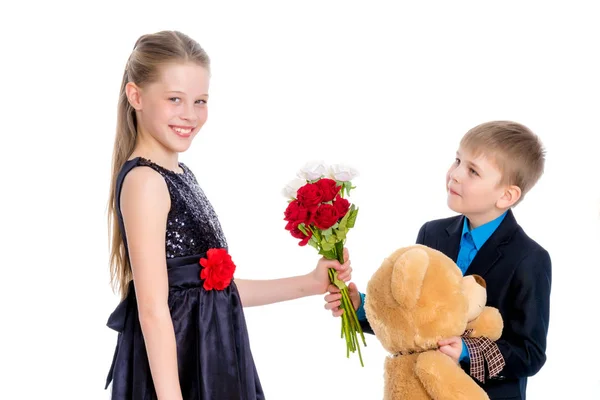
[356,333,364,367]
[344,313,352,356]
[341,295,354,352]
[324,240,366,366]
[343,288,367,347]
[340,290,365,367]
[335,240,345,264]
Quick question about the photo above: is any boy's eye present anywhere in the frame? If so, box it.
[455,158,461,165]
[469,168,479,176]
[169,97,181,103]
[195,99,207,105]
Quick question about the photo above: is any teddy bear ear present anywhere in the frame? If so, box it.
[471,274,486,288]
[391,248,429,308]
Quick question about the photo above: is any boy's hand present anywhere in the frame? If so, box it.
[323,282,360,317]
[438,336,463,363]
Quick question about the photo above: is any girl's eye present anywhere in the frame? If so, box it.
[470,168,479,176]
[169,97,181,103]
[196,99,207,105]
[455,158,461,165]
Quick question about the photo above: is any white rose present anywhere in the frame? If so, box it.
[329,164,358,182]
[282,178,306,199]
[297,161,328,181]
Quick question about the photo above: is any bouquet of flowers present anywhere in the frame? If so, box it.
[283,161,366,366]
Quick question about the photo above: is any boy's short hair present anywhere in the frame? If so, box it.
[460,121,545,203]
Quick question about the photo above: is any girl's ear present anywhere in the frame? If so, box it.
[125,82,143,110]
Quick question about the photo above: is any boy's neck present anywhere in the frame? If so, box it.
[464,209,508,229]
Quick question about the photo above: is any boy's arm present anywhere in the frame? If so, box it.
[357,292,374,334]
[493,249,551,379]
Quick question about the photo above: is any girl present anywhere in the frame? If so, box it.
[105,30,352,400]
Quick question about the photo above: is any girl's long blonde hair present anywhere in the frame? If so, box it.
[108,31,210,299]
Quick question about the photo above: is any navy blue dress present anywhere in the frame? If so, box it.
[105,157,264,400]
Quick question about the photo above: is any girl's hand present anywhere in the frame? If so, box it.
[308,247,351,295]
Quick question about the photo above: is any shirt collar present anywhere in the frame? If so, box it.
[462,211,508,250]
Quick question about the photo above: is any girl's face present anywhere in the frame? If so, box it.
[130,62,210,154]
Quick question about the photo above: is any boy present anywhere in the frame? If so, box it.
[325,121,551,400]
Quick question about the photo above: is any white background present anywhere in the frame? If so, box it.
[2,1,599,399]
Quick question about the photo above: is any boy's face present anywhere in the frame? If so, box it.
[446,147,508,225]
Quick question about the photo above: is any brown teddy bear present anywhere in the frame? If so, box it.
[364,244,504,400]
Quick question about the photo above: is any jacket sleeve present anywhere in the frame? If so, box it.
[416,222,427,245]
[494,249,552,378]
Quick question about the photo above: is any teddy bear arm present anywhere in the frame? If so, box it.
[465,306,503,341]
[384,354,431,400]
[415,351,489,400]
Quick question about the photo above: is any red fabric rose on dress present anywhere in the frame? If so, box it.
[313,203,340,230]
[316,178,341,202]
[199,248,236,290]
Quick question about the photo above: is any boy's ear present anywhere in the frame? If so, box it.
[125,82,143,110]
[496,185,522,209]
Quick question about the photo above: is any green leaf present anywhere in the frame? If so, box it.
[347,207,359,228]
[330,269,346,290]
[322,227,333,238]
[321,242,334,251]
[335,228,346,240]
[320,248,336,259]
[313,228,322,242]
[344,181,353,196]
[338,220,347,232]
[341,180,357,197]
[297,223,308,235]
[338,209,350,231]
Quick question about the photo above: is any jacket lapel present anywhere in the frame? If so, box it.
[465,209,519,278]
[438,215,463,262]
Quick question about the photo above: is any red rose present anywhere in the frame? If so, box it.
[284,200,312,230]
[199,248,236,290]
[313,203,340,230]
[296,183,323,209]
[333,195,350,217]
[289,221,313,246]
[316,178,340,202]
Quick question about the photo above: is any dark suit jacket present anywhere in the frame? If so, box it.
[360,210,551,400]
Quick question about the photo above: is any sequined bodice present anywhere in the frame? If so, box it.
[120,157,228,259]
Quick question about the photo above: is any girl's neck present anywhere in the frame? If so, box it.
[130,133,181,173]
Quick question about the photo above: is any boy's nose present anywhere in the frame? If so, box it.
[449,169,461,183]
